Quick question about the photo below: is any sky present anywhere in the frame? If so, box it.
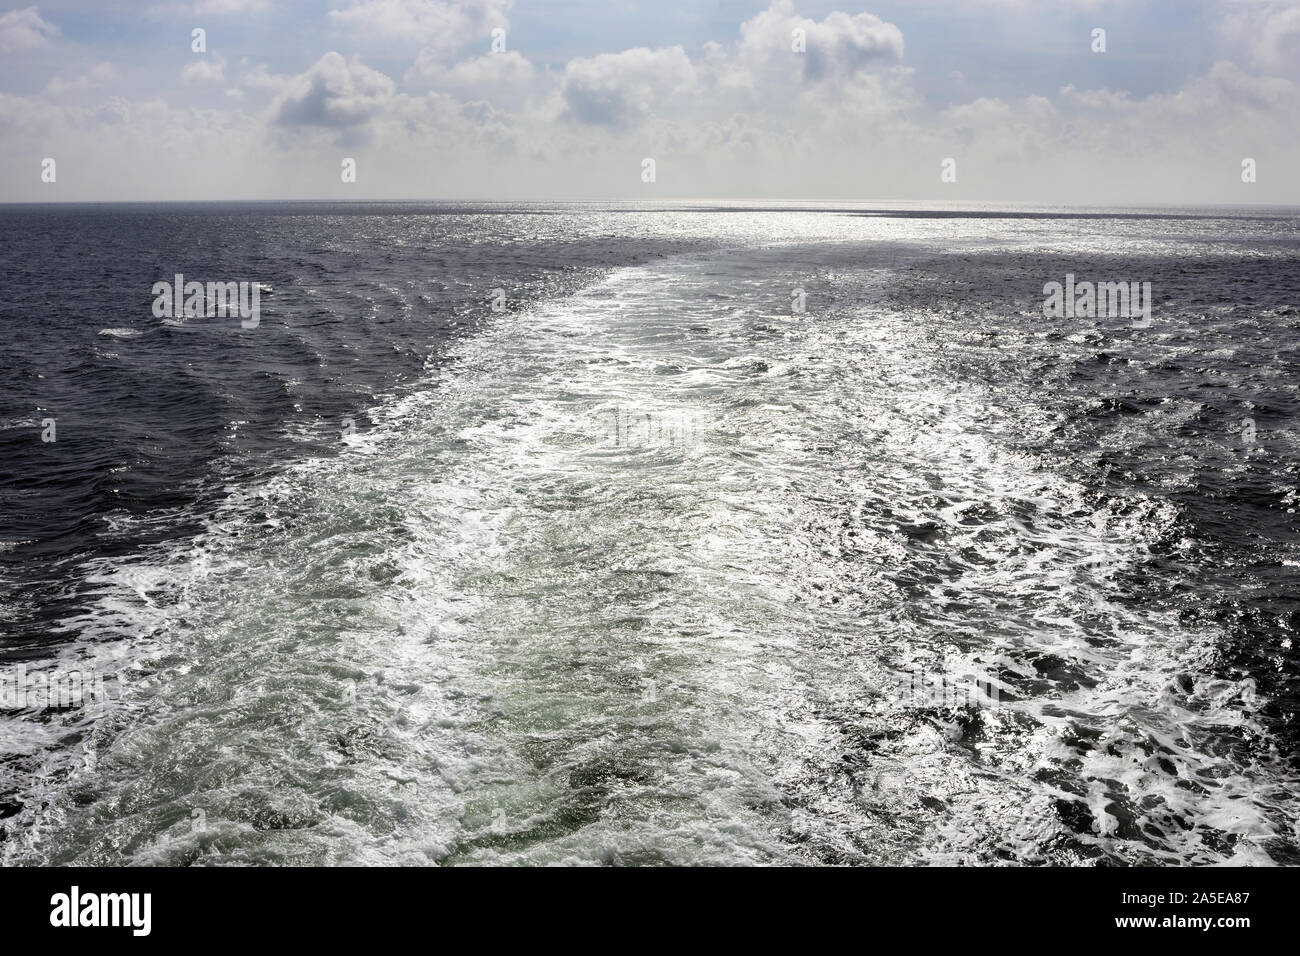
[0,0,1297,203]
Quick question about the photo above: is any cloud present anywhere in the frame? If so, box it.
[183,55,227,84]
[1255,7,1300,71]
[942,96,1016,127]
[1199,57,1296,110]
[270,52,396,128]
[409,50,537,109]
[690,1,912,126]
[240,63,291,92]
[733,0,904,85]
[147,0,268,16]
[1061,61,1296,121]
[0,6,58,54]
[560,46,697,127]
[193,0,267,11]
[1221,0,1300,75]
[330,0,511,61]
[45,64,117,98]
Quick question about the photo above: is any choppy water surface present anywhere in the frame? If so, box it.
[1,203,1298,864]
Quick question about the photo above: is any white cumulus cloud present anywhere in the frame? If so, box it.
[270,52,397,129]
[0,5,58,54]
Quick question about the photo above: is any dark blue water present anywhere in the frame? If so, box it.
[0,202,700,656]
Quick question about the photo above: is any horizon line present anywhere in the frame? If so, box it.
[2,198,1298,211]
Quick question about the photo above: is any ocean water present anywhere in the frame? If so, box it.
[1,201,1297,865]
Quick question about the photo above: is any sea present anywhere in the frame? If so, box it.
[0,200,1297,865]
